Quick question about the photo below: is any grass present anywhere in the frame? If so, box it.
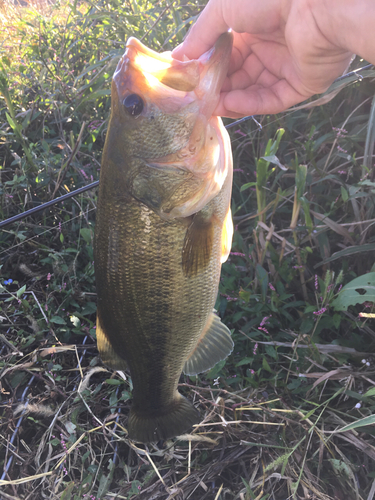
[1,0,375,499]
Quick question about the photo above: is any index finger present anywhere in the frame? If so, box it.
[172,0,229,60]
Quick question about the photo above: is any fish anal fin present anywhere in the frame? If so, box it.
[221,207,233,263]
[183,313,233,376]
[96,314,128,371]
[128,392,199,443]
[182,213,214,277]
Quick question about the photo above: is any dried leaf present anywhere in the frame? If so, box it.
[311,210,354,244]
[39,345,76,357]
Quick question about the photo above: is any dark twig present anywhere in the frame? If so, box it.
[51,121,86,199]
[0,181,99,229]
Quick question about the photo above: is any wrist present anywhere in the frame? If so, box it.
[311,0,375,64]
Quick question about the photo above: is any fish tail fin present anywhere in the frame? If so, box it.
[128,393,199,443]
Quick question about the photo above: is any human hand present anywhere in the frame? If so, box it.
[172,0,354,117]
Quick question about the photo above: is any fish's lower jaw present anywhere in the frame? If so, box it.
[127,394,199,443]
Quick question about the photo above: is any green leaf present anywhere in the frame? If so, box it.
[60,482,75,500]
[129,480,142,495]
[109,391,118,412]
[81,302,97,315]
[240,182,256,192]
[295,164,307,200]
[262,357,273,373]
[10,371,27,388]
[334,415,375,433]
[265,344,277,360]
[332,314,341,329]
[364,387,375,397]
[300,197,313,233]
[314,243,375,268]
[303,407,317,420]
[328,459,352,478]
[235,357,253,367]
[6,112,20,133]
[340,185,349,202]
[331,272,375,311]
[239,290,251,302]
[206,359,226,379]
[80,228,93,245]
[105,379,122,385]
[77,89,111,107]
[50,315,67,325]
[256,264,268,302]
[16,284,26,298]
[97,459,116,499]
[261,155,287,171]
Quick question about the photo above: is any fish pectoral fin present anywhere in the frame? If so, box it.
[96,315,128,371]
[182,212,214,277]
[183,313,234,376]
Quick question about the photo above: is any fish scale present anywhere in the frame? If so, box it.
[94,32,234,442]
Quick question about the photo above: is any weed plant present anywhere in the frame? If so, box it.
[1,1,375,499]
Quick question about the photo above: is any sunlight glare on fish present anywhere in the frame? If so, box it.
[134,52,172,75]
[143,71,163,89]
[213,143,226,189]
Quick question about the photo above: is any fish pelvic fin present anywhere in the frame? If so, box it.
[183,312,233,376]
[128,393,199,443]
[96,314,128,371]
[182,212,214,278]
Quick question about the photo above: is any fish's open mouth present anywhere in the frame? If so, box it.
[124,37,201,92]
[116,32,233,102]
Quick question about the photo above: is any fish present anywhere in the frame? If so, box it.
[94,32,234,443]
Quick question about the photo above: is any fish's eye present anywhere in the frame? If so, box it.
[123,94,144,116]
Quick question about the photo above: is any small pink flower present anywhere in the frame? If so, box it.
[313,307,327,316]
[258,326,269,334]
[260,316,271,327]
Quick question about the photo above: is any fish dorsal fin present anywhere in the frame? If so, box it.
[96,315,128,371]
[183,312,233,376]
[182,212,214,277]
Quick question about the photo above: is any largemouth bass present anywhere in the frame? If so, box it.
[94,32,234,443]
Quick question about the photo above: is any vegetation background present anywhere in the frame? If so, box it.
[1,0,375,499]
